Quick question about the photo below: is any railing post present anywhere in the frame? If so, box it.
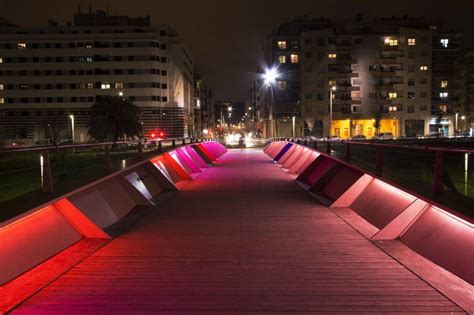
[303,139,308,147]
[158,141,163,153]
[375,146,383,177]
[104,144,112,171]
[345,142,351,160]
[137,141,143,158]
[326,141,331,155]
[41,149,54,193]
[313,140,318,150]
[433,150,444,194]
[172,139,176,148]
[182,138,186,145]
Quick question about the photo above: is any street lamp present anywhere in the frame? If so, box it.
[69,114,75,144]
[262,67,279,138]
[328,85,336,139]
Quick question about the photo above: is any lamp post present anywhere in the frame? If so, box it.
[263,67,279,138]
[328,85,336,139]
[69,114,75,144]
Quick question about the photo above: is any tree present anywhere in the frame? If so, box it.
[434,109,445,137]
[373,107,383,138]
[88,96,142,142]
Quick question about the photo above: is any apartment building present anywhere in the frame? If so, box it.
[464,51,474,133]
[265,16,332,137]
[0,9,194,145]
[193,71,215,137]
[299,17,435,139]
[431,28,465,135]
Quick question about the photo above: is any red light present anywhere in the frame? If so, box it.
[160,132,164,137]
[151,133,155,138]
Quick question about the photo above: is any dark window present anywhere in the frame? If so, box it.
[46,97,53,103]
[304,38,312,45]
[408,78,415,86]
[161,70,167,76]
[33,57,39,62]
[407,105,415,113]
[160,44,167,50]
[161,83,167,89]
[128,56,135,61]
[161,96,168,102]
[127,42,134,47]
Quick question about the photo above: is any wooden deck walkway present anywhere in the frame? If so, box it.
[13,149,464,313]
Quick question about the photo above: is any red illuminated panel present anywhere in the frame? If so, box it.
[350,179,417,229]
[176,148,201,173]
[185,146,209,168]
[197,143,217,161]
[163,152,192,180]
[400,205,474,284]
[277,144,297,165]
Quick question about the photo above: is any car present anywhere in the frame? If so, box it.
[376,132,394,140]
[349,135,367,140]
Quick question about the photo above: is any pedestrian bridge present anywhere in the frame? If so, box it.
[0,141,473,313]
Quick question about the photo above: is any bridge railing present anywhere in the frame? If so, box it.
[269,137,473,218]
[0,137,216,222]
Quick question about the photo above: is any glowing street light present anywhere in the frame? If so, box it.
[263,67,279,85]
[69,114,75,144]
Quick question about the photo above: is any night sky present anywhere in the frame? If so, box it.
[1,0,473,102]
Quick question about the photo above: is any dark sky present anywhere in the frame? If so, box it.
[1,0,473,102]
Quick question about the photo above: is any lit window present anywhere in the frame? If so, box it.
[0,98,4,104]
[115,82,124,89]
[85,44,93,49]
[17,42,27,49]
[439,105,447,112]
[278,55,286,64]
[277,80,287,91]
[101,83,111,89]
[290,54,299,63]
[328,53,337,59]
[0,84,3,90]
[277,41,287,49]
[408,38,416,46]
[439,92,448,98]
[440,38,449,48]
[420,65,428,71]
[389,106,397,112]
[87,83,94,89]
[384,38,398,46]
[389,92,397,99]
[328,80,336,87]
[0,57,2,63]
[441,80,448,88]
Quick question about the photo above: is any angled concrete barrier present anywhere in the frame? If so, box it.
[175,148,202,174]
[399,205,474,284]
[0,199,109,312]
[201,141,227,158]
[196,143,217,162]
[187,145,211,167]
[265,141,474,286]
[277,143,298,165]
[273,143,293,162]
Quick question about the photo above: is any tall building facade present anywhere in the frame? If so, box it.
[300,18,433,138]
[193,71,215,137]
[259,16,467,139]
[464,51,474,133]
[265,16,331,137]
[0,9,194,145]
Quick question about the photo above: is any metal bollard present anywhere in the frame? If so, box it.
[158,141,163,153]
[172,139,176,148]
[41,149,54,193]
[182,138,186,145]
[326,141,331,154]
[313,140,318,150]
